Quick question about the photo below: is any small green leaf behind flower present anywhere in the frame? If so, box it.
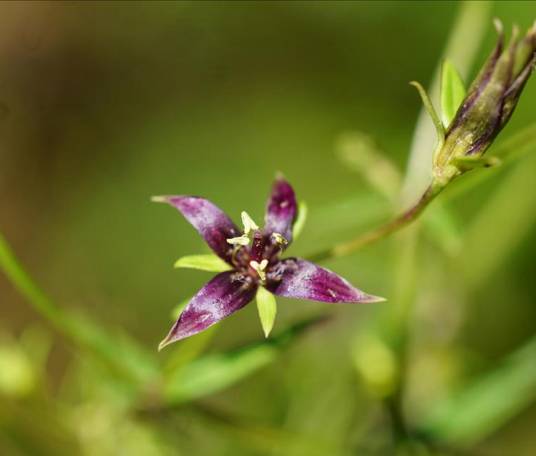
[292,201,308,240]
[440,59,466,128]
[256,286,277,337]
[174,254,231,272]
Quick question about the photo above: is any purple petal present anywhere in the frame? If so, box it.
[264,176,297,243]
[153,195,241,263]
[267,258,384,304]
[159,271,257,349]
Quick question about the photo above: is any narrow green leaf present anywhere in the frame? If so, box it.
[336,131,401,200]
[423,202,463,257]
[174,254,231,272]
[440,59,466,128]
[292,201,308,240]
[256,287,277,337]
[418,336,536,446]
[409,81,445,146]
[163,316,324,404]
[461,153,536,289]
[0,232,158,385]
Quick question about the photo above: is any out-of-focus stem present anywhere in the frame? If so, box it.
[0,231,144,383]
[0,232,68,332]
[307,181,444,263]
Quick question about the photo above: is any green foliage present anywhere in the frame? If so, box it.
[440,59,466,128]
[419,336,536,446]
[162,317,323,405]
[255,286,277,337]
[2,2,536,455]
[292,201,308,240]
[174,254,231,272]
[409,81,445,147]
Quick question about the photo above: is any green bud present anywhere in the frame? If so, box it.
[434,20,535,186]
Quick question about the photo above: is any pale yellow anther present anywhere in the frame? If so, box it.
[241,211,259,234]
[250,259,268,282]
[271,232,288,245]
[226,235,250,246]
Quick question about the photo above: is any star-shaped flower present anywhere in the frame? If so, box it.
[153,176,384,349]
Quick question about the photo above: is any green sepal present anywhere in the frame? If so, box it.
[440,59,466,128]
[255,287,277,337]
[292,201,308,240]
[452,155,501,171]
[174,254,231,272]
[410,81,445,146]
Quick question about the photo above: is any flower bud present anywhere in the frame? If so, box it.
[434,20,536,185]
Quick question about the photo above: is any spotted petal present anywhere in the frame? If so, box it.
[264,176,297,244]
[159,271,257,349]
[267,258,384,304]
[153,195,241,263]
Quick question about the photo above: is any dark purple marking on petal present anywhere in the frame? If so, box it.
[266,258,384,304]
[159,271,257,349]
[264,176,297,244]
[153,195,241,263]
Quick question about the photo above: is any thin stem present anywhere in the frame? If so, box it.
[0,232,68,333]
[0,231,146,383]
[307,182,444,263]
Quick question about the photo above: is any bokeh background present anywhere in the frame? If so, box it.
[1,1,536,455]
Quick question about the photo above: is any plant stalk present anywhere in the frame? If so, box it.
[308,181,443,263]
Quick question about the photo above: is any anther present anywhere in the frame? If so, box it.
[241,211,259,234]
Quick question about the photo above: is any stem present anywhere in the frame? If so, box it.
[0,232,69,334]
[0,231,148,383]
[308,182,443,262]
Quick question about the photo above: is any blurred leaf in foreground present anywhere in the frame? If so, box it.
[418,335,536,447]
[163,316,327,405]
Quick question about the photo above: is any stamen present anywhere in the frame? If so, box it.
[250,259,268,282]
[271,232,288,246]
[226,235,250,246]
[241,211,259,234]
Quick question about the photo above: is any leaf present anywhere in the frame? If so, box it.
[292,201,308,240]
[440,59,466,128]
[409,81,445,146]
[461,153,536,289]
[423,202,462,257]
[256,287,277,337]
[0,232,158,386]
[163,316,326,405]
[418,336,536,446]
[336,131,401,200]
[174,254,231,272]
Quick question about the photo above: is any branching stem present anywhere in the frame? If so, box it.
[308,181,444,263]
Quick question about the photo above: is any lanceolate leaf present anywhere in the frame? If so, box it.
[410,81,445,146]
[174,254,231,272]
[440,59,466,128]
[418,336,536,446]
[163,316,326,404]
[292,201,308,240]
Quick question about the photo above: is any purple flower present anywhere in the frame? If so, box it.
[153,177,384,349]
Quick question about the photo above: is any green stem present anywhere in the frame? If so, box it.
[0,232,69,335]
[308,181,443,262]
[0,231,151,384]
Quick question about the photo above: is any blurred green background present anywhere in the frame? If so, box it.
[1,1,536,455]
